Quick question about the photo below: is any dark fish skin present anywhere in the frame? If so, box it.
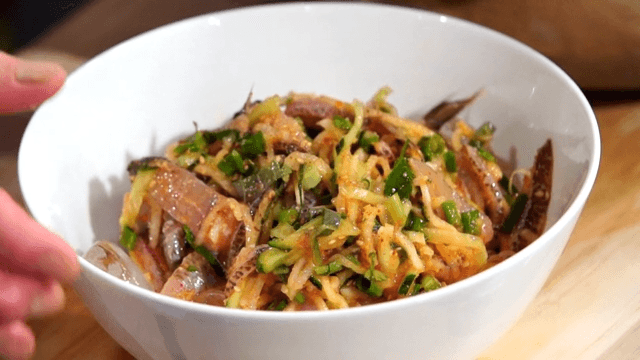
[501,139,553,252]
[224,245,270,297]
[285,95,354,129]
[423,91,481,130]
[457,144,510,225]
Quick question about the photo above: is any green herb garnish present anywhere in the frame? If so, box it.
[418,134,445,161]
[358,130,380,152]
[461,209,481,235]
[444,151,457,172]
[441,200,461,226]
[239,131,266,159]
[384,141,415,199]
[421,275,441,292]
[398,273,417,295]
[333,115,352,130]
[119,226,137,251]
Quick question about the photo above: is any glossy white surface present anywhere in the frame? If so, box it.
[19,3,600,360]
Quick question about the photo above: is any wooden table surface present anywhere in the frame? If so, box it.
[1,2,639,359]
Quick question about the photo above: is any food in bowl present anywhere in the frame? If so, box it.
[86,87,553,310]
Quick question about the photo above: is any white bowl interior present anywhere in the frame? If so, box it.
[18,3,599,360]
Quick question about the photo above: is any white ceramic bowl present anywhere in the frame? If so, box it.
[19,3,600,360]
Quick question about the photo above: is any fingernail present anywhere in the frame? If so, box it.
[14,60,61,84]
[29,282,65,318]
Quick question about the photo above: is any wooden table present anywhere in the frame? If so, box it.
[1,98,633,360]
[2,1,639,358]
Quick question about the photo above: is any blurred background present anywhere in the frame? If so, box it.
[1,0,640,91]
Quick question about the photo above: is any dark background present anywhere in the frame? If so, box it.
[1,0,92,52]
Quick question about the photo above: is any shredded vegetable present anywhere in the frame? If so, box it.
[103,87,553,311]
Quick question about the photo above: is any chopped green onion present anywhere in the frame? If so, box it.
[418,135,445,161]
[314,261,343,276]
[301,166,322,190]
[499,175,518,195]
[186,265,198,272]
[202,129,240,144]
[174,131,207,155]
[444,151,457,172]
[217,150,244,176]
[461,209,481,235]
[501,193,529,233]
[267,299,288,311]
[256,248,289,274]
[239,131,266,159]
[384,141,415,199]
[358,130,379,152]
[294,292,305,304]
[364,270,387,282]
[183,225,222,271]
[441,200,461,226]
[356,276,384,297]
[398,273,417,295]
[404,211,426,231]
[421,275,441,292]
[476,147,496,162]
[309,276,323,290]
[119,226,137,251]
[332,115,352,130]
[277,208,299,225]
[317,209,342,237]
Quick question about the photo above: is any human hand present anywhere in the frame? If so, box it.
[0,52,80,359]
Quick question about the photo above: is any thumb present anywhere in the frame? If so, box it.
[0,52,66,114]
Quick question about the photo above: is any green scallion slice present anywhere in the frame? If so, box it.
[418,134,445,161]
[240,131,266,159]
[119,226,137,251]
[356,276,384,297]
[501,193,529,233]
[332,115,352,130]
[294,292,306,304]
[461,209,481,235]
[421,275,441,292]
[358,130,380,152]
[444,151,457,172]
[441,200,461,226]
[398,273,417,295]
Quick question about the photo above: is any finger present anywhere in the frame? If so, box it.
[0,320,35,360]
[0,189,80,283]
[28,280,65,319]
[0,271,46,324]
[0,51,66,114]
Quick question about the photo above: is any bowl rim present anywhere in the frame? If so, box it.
[22,1,601,321]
